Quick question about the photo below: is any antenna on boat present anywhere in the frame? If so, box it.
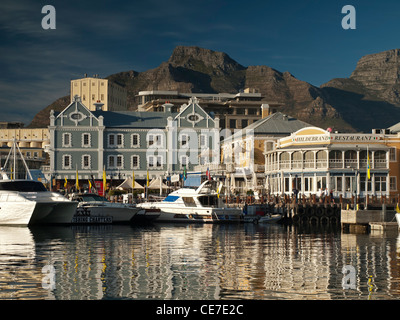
[2,139,33,180]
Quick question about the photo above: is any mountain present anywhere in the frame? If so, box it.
[28,46,400,132]
[321,49,400,131]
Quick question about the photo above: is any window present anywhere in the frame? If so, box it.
[131,155,140,169]
[108,156,115,168]
[389,148,396,162]
[241,119,248,128]
[108,134,124,148]
[147,155,163,169]
[147,133,163,147]
[108,134,115,146]
[62,155,72,169]
[180,134,188,147]
[375,176,387,192]
[180,155,188,168]
[131,134,140,148]
[390,176,397,191]
[108,155,123,169]
[82,155,91,169]
[229,119,236,128]
[62,133,72,147]
[82,133,91,147]
[199,134,207,148]
[116,155,123,168]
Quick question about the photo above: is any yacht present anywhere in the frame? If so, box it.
[0,141,78,225]
[137,180,243,223]
[69,193,142,223]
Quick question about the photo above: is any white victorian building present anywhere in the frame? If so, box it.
[265,127,390,199]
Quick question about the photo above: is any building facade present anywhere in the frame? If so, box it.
[70,75,127,111]
[49,96,219,189]
[135,89,283,130]
[265,127,391,199]
[215,111,312,195]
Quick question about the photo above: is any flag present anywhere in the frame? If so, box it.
[64,177,68,189]
[367,150,371,180]
[217,183,223,198]
[206,167,211,181]
[132,170,135,189]
[183,166,187,181]
[88,179,92,191]
[397,203,400,214]
[103,165,106,194]
[146,170,149,187]
[76,166,79,190]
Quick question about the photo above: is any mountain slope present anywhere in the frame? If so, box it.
[29,46,400,132]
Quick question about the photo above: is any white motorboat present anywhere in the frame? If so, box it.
[137,180,243,223]
[70,193,141,223]
[0,141,78,225]
[259,214,282,223]
[396,213,400,229]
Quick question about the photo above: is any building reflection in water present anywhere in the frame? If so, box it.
[0,224,399,300]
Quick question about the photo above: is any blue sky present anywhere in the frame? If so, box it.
[1,0,399,124]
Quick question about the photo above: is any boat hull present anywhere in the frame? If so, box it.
[147,206,243,223]
[29,201,78,225]
[0,201,37,225]
[0,200,78,226]
[77,205,140,223]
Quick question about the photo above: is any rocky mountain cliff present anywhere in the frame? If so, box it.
[29,46,400,132]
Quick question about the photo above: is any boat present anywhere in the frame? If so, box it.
[243,204,282,223]
[69,193,142,223]
[0,141,78,225]
[396,212,400,229]
[137,180,243,223]
[259,214,282,223]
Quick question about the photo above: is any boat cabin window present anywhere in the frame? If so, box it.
[75,194,109,202]
[182,197,197,207]
[198,195,219,207]
[0,181,47,192]
[163,195,179,202]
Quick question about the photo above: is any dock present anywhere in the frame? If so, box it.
[341,205,398,233]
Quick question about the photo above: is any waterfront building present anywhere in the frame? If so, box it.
[212,110,311,195]
[0,127,50,178]
[70,74,127,111]
[49,95,219,190]
[135,88,283,130]
[264,127,391,199]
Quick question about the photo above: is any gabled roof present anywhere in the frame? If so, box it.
[225,112,313,142]
[92,110,178,128]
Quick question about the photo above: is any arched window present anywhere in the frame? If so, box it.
[316,150,327,168]
[329,150,342,168]
[292,151,302,168]
[374,150,387,168]
[344,150,357,168]
[304,151,314,168]
[280,152,290,169]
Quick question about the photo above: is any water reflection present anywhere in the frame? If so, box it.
[0,223,399,300]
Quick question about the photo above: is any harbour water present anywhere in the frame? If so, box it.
[0,223,399,300]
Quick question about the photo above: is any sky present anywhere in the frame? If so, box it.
[1,0,400,125]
